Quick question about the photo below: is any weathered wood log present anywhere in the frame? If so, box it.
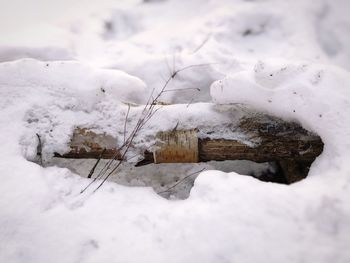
[199,137,321,162]
[54,128,121,159]
[56,119,322,162]
[154,129,199,163]
[54,111,324,184]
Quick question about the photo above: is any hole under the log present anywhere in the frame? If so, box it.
[44,158,291,199]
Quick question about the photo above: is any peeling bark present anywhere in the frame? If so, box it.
[53,112,324,184]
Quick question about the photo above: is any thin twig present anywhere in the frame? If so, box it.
[191,33,211,54]
[162,87,200,93]
[81,62,213,194]
[92,136,135,193]
[86,104,150,187]
[175,63,217,74]
[87,148,106,178]
[125,144,155,163]
[84,112,148,193]
[157,168,206,195]
[172,121,179,132]
[36,133,43,166]
[123,104,131,144]
[186,98,194,108]
[90,103,163,192]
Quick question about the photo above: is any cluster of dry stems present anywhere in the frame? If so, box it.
[81,64,210,194]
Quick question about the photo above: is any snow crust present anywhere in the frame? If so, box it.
[1,0,350,262]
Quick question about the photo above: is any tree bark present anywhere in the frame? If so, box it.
[54,111,324,184]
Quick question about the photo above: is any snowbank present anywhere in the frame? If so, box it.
[0,59,146,160]
[0,46,73,63]
[66,0,350,103]
[211,60,350,156]
[1,59,349,262]
[0,59,146,105]
[1,0,350,263]
[5,0,350,104]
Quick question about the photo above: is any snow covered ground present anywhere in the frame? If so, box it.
[1,0,350,262]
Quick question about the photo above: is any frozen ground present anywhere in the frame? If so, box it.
[1,0,350,262]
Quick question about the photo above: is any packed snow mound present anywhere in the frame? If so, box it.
[0,46,73,62]
[1,58,350,263]
[0,46,74,62]
[0,59,147,160]
[61,0,350,103]
[6,0,350,103]
[0,59,147,106]
[211,59,350,181]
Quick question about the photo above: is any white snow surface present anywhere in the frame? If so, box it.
[1,0,350,262]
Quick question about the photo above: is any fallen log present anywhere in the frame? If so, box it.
[54,109,324,184]
[54,128,121,159]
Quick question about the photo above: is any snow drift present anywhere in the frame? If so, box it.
[1,0,350,263]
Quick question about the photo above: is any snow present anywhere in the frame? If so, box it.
[211,60,350,154]
[1,0,350,262]
[0,59,147,160]
[47,158,276,199]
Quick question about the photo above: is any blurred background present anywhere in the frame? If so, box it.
[1,0,349,103]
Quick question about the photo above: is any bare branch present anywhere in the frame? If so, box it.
[36,133,43,165]
[157,168,206,195]
[162,87,200,93]
[87,148,106,178]
[123,104,131,144]
[191,33,211,54]
[186,98,194,108]
[80,62,213,194]
[172,121,179,132]
[175,63,217,74]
